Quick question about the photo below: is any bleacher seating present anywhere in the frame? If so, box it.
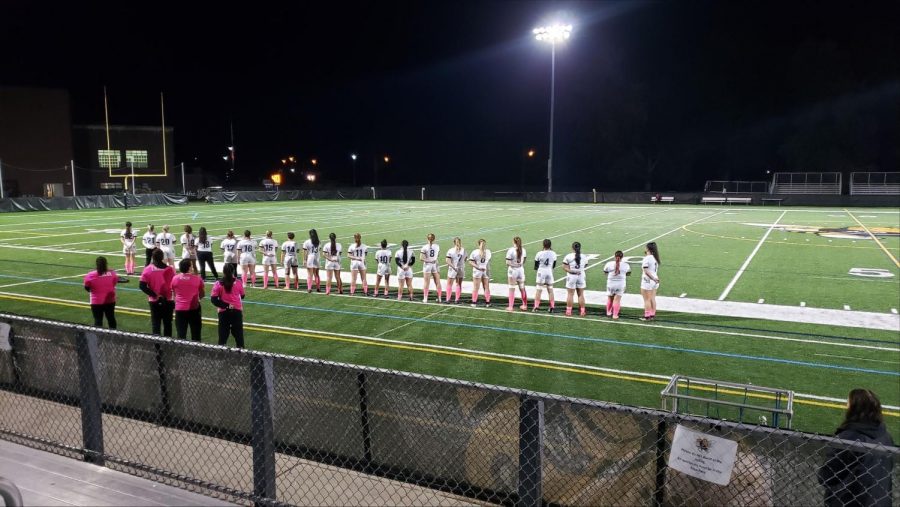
[771,173,841,195]
[850,172,900,195]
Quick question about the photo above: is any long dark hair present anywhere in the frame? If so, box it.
[573,241,581,266]
[152,248,166,268]
[95,256,108,275]
[329,232,337,254]
[542,239,551,250]
[838,389,883,432]
[380,239,387,248]
[354,233,362,247]
[184,224,193,234]
[222,263,236,292]
[647,242,660,265]
[614,250,624,275]
[513,236,522,262]
[401,239,409,263]
[309,229,319,247]
[199,227,208,244]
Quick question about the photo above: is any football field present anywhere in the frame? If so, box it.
[0,201,897,438]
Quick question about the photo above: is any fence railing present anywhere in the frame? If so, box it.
[850,172,900,195]
[0,313,896,506]
[703,181,769,194]
[771,172,842,194]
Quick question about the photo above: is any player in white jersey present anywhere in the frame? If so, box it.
[142,224,157,267]
[302,229,322,292]
[532,239,557,313]
[237,230,258,287]
[420,233,442,303]
[220,230,238,273]
[468,239,491,307]
[505,236,528,312]
[394,239,416,301]
[444,237,465,304]
[562,241,587,316]
[258,230,279,289]
[347,233,369,296]
[372,239,392,297]
[155,225,176,267]
[196,227,218,280]
[281,232,300,290]
[603,250,631,319]
[322,232,343,295]
[640,242,661,321]
[121,221,137,275]
[180,225,198,273]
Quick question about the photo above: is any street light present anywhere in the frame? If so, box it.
[533,23,572,193]
[383,155,390,163]
[527,149,535,158]
[351,154,358,186]
[311,158,318,166]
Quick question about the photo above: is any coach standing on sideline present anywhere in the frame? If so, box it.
[211,264,246,348]
[172,259,205,341]
[139,249,175,336]
[84,256,120,328]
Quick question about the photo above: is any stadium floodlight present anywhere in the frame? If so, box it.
[533,22,572,193]
[350,154,357,160]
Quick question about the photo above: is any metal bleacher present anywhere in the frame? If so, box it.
[770,172,842,195]
[850,172,900,195]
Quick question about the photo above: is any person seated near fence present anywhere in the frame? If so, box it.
[818,388,894,507]
[211,264,246,349]
[171,259,205,342]
[83,256,122,329]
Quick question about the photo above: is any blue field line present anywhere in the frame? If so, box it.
[2,272,899,376]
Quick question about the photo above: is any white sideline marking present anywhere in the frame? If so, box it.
[679,293,687,298]
[758,299,765,304]
[800,302,806,307]
[815,354,898,364]
[892,308,898,315]
[2,290,897,410]
[0,273,86,289]
[844,305,851,311]
[718,211,787,301]
[375,307,452,337]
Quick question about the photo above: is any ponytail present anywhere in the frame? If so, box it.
[354,233,361,247]
[453,237,461,250]
[199,227,208,244]
[647,242,660,265]
[380,239,388,248]
[401,239,409,264]
[329,232,337,256]
[514,236,522,262]
[573,242,581,266]
[614,250,623,275]
[477,239,486,259]
[222,263,236,293]
[310,229,319,247]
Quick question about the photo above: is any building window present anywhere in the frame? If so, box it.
[125,150,149,169]
[98,149,121,168]
[100,182,123,190]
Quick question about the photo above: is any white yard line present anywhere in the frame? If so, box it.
[375,306,453,337]
[718,210,787,301]
[0,273,86,289]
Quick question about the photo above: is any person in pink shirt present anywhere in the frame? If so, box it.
[211,263,246,348]
[139,249,176,336]
[172,259,206,342]
[84,256,120,328]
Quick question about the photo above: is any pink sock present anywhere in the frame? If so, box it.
[580,306,586,316]
[455,284,461,301]
[533,299,540,310]
[613,302,621,317]
[350,282,356,294]
[446,286,452,302]
[242,272,248,285]
[251,274,256,286]
[263,273,269,288]
[485,288,490,302]
[566,306,573,316]
[606,300,613,315]
[362,282,368,293]
[508,289,515,310]
[306,278,312,291]
[549,301,555,309]
[651,310,656,317]
[645,310,652,318]
[520,288,527,308]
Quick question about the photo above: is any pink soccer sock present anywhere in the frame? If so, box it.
[362,281,368,293]
[455,284,461,301]
[446,286,452,302]
[566,306,573,316]
[306,278,312,291]
[520,288,527,309]
[242,272,248,285]
[644,309,652,318]
[263,273,269,288]
[251,274,256,286]
[350,281,356,294]
[580,306,586,316]
[507,289,515,310]
[274,274,279,288]
[613,302,621,317]
[484,287,490,303]
[606,300,613,315]
[533,299,541,310]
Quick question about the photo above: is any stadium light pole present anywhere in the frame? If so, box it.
[533,23,572,193]
[351,154,358,186]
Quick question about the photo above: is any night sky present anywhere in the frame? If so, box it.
[2,1,898,191]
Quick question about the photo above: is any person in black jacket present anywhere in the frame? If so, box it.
[819,388,894,507]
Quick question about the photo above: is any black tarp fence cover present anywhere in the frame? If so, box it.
[0,193,187,212]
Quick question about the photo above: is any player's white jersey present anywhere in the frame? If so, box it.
[196,237,212,252]
[641,254,659,290]
[348,244,368,261]
[122,234,137,253]
[469,248,491,278]
[322,242,342,262]
[302,239,320,257]
[221,238,238,262]
[534,250,557,273]
[281,241,298,258]
[505,247,527,268]
[259,238,278,257]
[420,243,440,264]
[121,228,134,240]
[237,239,257,255]
[156,232,175,250]
[604,260,631,284]
[446,247,466,268]
[142,231,156,249]
[562,253,586,274]
[180,233,196,258]
[395,248,415,278]
[375,248,392,276]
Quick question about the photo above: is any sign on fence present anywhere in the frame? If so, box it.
[668,424,738,486]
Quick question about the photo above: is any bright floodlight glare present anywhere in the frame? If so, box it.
[533,24,573,43]
[351,154,357,160]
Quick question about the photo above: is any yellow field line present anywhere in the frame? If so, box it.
[0,292,897,417]
[680,225,881,249]
[844,209,900,268]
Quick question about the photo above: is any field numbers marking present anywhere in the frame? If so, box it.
[758,299,765,304]
[679,293,687,298]
[843,305,851,311]
[800,302,806,307]
[892,308,898,315]
[848,268,895,278]
[718,210,787,301]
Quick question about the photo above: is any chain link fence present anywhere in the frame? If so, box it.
[0,312,896,506]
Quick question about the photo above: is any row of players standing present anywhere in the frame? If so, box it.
[125,221,663,320]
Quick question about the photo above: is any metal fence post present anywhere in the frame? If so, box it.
[153,343,172,423]
[250,355,276,504]
[75,330,104,465]
[356,372,374,474]
[653,419,668,507]
[517,396,543,507]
